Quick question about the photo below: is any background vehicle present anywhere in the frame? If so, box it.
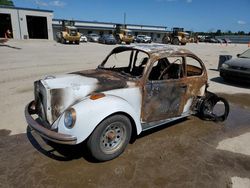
[80,34,87,42]
[204,37,218,43]
[162,27,188,45]
[134,35,152,43]
[58,20,81,44]
[220,49,250,83]
[113,24,134,44]
[87,33,100,42]
[98,34,116,44]
[223,38,232,44]
[216,38,224,43]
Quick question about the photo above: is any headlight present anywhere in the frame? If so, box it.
[222,63,229,69]
[64,108,76,128]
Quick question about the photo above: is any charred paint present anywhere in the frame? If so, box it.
[50,88,69,123]
[72,69,129,93]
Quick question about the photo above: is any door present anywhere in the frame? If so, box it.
[141,57,188,123]
[26,15,48,39]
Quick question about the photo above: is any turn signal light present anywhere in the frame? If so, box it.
[90,93,105,100]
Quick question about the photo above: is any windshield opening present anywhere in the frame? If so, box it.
[99,49,149,78]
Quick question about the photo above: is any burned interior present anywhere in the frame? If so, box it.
[98,46,204,81]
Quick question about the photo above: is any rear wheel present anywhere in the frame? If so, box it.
[87,114,132,161]
[75,40,80,45]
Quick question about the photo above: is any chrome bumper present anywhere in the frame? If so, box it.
[25,101,77,145]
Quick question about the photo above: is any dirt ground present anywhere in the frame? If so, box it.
[0,40,250,187]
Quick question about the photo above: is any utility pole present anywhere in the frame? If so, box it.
[124,12,126,25]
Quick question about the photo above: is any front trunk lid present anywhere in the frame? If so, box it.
[35,69,129,125]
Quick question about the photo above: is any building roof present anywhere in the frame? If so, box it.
[53,18,167,30]
[0,5,53,13]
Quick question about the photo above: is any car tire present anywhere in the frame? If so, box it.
[75,40,80,45]
[61,38,66,44]
[87,114,132,161]
[172,38,179,45]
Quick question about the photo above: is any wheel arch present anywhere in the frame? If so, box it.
[95,111,138,143]
[56,95,142,144]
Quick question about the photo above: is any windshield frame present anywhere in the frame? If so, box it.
[98,47,150,78]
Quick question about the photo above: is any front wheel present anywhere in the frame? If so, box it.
[172,38,179,45]
[87,114,132,161]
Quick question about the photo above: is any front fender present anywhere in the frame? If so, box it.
[56,95,142,144]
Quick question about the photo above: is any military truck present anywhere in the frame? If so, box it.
[114,24,134,44]
[162,27,189,45]
[57,20,81,44]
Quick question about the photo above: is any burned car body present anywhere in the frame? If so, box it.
[25,44,229,161]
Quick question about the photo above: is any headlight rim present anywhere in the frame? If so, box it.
[64,108,76,129]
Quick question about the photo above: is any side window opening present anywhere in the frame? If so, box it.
[149,57,184,81]
[186,56,203,77]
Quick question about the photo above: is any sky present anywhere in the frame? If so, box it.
[13,0,250,33]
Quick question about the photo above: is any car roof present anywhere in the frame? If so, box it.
[111,44,194,57]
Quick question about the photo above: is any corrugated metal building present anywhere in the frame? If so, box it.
[0,5,54,40]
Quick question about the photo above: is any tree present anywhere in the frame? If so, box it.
[216,29,222,36]
[0,0,14,6]
[237,31,245,35]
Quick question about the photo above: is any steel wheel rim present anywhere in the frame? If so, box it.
[100,122,126,154]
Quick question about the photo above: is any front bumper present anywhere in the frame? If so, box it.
[25,101,77,145]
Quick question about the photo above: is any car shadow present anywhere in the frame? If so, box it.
[210,77,250,89]
[26,126,98,163]
[137,117,188,139]
[26,118,188,163]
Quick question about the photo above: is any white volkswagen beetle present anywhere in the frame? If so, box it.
[25,45,229,161]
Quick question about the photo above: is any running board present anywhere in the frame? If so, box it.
[141,114,190,132]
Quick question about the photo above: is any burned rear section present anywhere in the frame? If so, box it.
[133,45,230,125]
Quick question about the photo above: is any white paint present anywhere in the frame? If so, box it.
[231,177,250,188]
[41,74,99,124]
[41,74,98,89]
[217,132,250,156]
[182,98,193,113]
[55,94,142,144]
[42,74,143,143]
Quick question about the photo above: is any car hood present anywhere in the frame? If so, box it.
[41,69,129,95]
[225,58,250,69]
[39,69,133,123]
